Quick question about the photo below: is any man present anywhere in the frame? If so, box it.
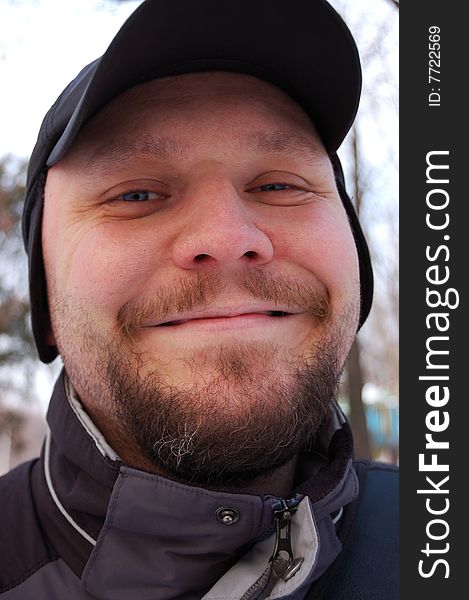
[0,0,397,598]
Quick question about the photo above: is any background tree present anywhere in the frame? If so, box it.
[331,0,399,460]
[0,157,36,455]
[0,158,36,393]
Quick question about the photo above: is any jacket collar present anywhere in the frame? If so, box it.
[40,370,358,599]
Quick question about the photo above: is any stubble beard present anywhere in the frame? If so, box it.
[51,270,358,487]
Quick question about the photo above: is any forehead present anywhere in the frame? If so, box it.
[62,72,325,166]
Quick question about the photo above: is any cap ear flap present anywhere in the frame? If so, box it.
[330,153,373,329]
[27,175,59,363]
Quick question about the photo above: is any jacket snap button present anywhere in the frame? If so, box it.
[216,507,240,525]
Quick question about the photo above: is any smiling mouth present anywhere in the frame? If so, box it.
[159,311,291,327]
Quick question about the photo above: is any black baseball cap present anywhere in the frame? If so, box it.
[22,0,373,363]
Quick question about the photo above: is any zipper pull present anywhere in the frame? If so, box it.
[270,500,304,581]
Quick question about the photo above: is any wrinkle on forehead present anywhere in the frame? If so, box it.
[60,72,325,169]
[81,129,325,178]
[118,71,300,104]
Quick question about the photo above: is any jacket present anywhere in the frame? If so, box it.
[0,371,398,599]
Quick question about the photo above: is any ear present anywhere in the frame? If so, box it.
[45,328,57,346]
[43,308,57,347]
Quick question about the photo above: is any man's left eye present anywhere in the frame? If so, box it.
[259,183,292,192]
[119,190,158,202]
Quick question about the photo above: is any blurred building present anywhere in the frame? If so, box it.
[0,405,46,475]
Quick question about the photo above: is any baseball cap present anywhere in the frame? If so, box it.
[22,0,373,362]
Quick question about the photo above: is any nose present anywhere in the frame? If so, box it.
[171,179,274,270]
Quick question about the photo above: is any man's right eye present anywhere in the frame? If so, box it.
[119,190,158,202]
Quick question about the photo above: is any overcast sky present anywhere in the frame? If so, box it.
[0,0,142,158]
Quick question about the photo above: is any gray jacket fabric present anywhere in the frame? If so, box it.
[0,371,396,599]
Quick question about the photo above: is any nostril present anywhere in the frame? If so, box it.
[194,253,210,263]
[244,251,257,259]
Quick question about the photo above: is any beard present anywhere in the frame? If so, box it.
[50,269,358,487]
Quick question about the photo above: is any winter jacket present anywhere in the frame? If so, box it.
[0,371,398,599]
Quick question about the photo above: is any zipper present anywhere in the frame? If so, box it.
[239,496,304,600]
[269,499,304,581]
[239,564,274,600]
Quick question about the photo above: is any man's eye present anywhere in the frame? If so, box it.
[259,183,292,192]
[118,190,159,202]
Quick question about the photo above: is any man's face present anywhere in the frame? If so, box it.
[43,72,360,485]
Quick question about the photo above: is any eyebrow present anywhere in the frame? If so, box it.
[83,129,324,176]
[84,135,188,176]
[241,130,324,163]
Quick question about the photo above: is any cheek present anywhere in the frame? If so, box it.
[313,224,359,292]
[269,209,359,297]
[49,222,165,313]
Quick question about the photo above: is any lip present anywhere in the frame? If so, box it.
[146,312,298,334]
[142,305,302,328]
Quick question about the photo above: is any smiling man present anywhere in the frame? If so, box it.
[43,73,360,489]
[0,1,397,599]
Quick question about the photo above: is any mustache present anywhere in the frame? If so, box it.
[117,269,330,336]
